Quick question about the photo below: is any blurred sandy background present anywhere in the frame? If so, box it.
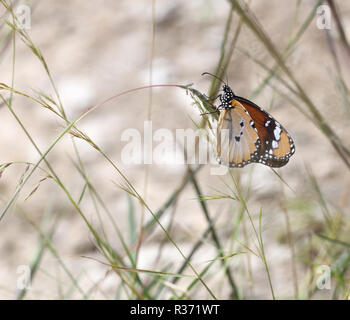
[0,0,350,299]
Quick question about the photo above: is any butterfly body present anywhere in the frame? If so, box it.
[215,84,295,168]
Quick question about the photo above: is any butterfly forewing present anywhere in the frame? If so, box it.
[216,101,261,168]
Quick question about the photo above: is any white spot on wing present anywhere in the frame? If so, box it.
[274,126,281,141]
[272,140,278,149]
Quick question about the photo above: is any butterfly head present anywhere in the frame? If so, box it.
[220,84,235,105]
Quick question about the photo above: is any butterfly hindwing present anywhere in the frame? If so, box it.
[235,97,295,167]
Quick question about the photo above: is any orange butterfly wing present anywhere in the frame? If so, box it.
[216,102,260,168]
[234,96,295,167]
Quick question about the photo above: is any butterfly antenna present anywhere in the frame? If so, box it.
[201,72,227,85]
[224,69,229,85]
[219,66,230,86]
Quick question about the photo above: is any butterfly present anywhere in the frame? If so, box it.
[203,73,295,168]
